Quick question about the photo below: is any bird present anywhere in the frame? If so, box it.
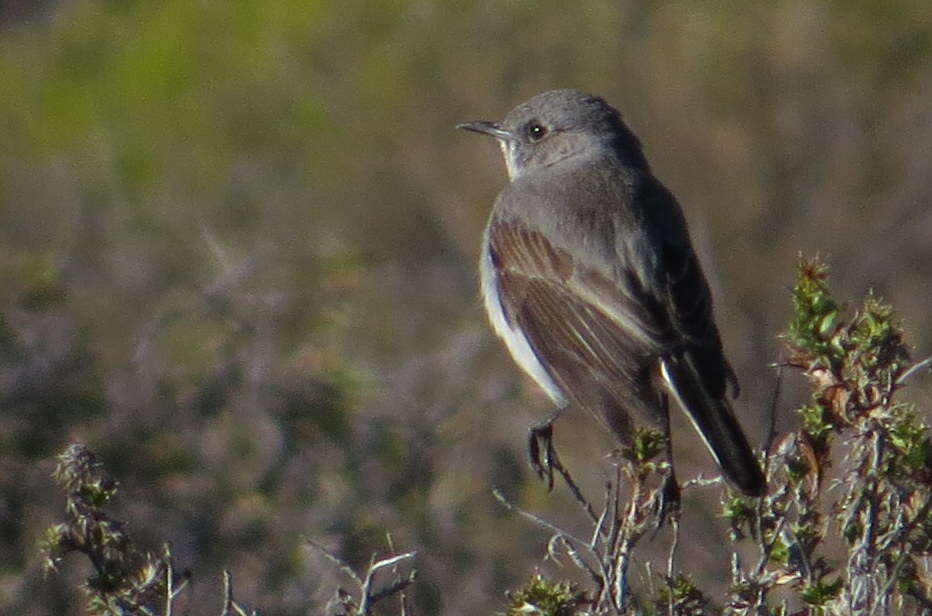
[458,89,765,497]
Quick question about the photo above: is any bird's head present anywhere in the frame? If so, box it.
[458,89,646,180]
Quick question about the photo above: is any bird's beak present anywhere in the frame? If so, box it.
[456,121,516,142]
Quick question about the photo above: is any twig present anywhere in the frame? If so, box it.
[385,533,412,616]
[753,514,786,579]
[679,474,723,490]
[871,494,932,615]
[307,536,416,616]
[782,526,812,583]
[164,546,173,616]
[897,355,932,384]
[358,552,417,615]
[667,516,680,616]
[763,364,784,456]
[869,547,912,616]
[221,570,233,616]
[305,537,363,587]
[554,534,602,588]
[366,574,416,606]
[549,450,600,524]
[590,489,610,547]
[492,489,594,556]
[361,556,417,613]
[612,475,645,613]
[220,570,252,616]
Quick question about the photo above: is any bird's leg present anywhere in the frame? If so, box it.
[655,465,681,530]
[527,407,565,491]
[654,393,681,530]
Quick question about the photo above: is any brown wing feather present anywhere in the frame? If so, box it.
[488,220,669,432]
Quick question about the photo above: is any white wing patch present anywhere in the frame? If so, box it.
[480,242,567,407]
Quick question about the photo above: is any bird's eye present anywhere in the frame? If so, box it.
[527,123,548,142]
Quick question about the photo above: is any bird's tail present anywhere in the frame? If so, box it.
[660,354,766,496]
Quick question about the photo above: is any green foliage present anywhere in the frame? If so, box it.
[889,410,932,471]
[786,258,845,374]
[800,577,843,608]
[623,427,667,465]
[798,403,834,445]
[754,257,932,614]
[42,443,420,615]
[653,574,709,616]
[40,445,177,615]
[722,495,756,541]
[504,575,588,616]
[767,536,789,567]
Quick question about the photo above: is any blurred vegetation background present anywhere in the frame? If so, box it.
[1,1,930,614]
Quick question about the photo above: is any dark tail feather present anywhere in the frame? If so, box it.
[660,355,766,496]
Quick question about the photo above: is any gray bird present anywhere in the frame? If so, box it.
[459,89,765,497]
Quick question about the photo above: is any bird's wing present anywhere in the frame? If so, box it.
[487,216,671,420]
[637,178,738,399]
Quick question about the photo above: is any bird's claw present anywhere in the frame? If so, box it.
[528,421,557,491]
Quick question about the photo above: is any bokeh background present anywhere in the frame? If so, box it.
[2,1,931,614]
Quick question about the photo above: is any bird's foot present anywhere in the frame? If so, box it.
[528,420,559,491]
